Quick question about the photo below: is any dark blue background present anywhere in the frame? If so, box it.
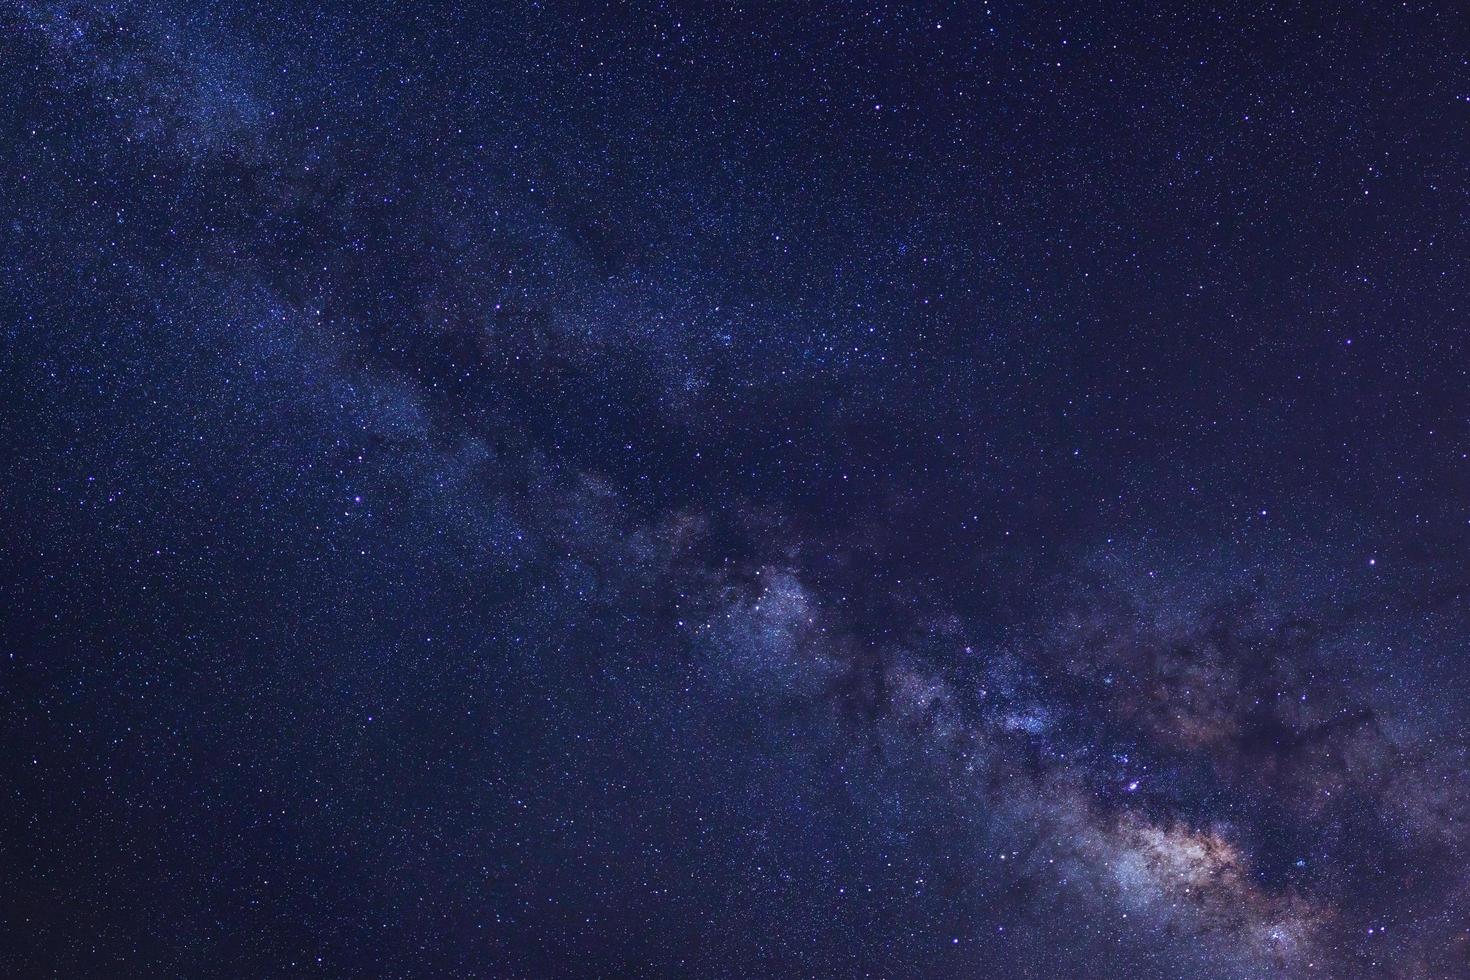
[3,2,1468,976]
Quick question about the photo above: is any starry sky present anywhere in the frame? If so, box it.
[2,1,1469,976]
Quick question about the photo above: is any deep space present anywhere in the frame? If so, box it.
[3,1,1469,976]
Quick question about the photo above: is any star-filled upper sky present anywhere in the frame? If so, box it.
[3,1,1468,976]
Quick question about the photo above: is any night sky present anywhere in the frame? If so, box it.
[3,1,1469,976]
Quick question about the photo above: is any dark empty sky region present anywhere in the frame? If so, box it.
[3,1,1469,976]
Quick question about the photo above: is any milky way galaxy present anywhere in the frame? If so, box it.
[3,2,1469,977]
